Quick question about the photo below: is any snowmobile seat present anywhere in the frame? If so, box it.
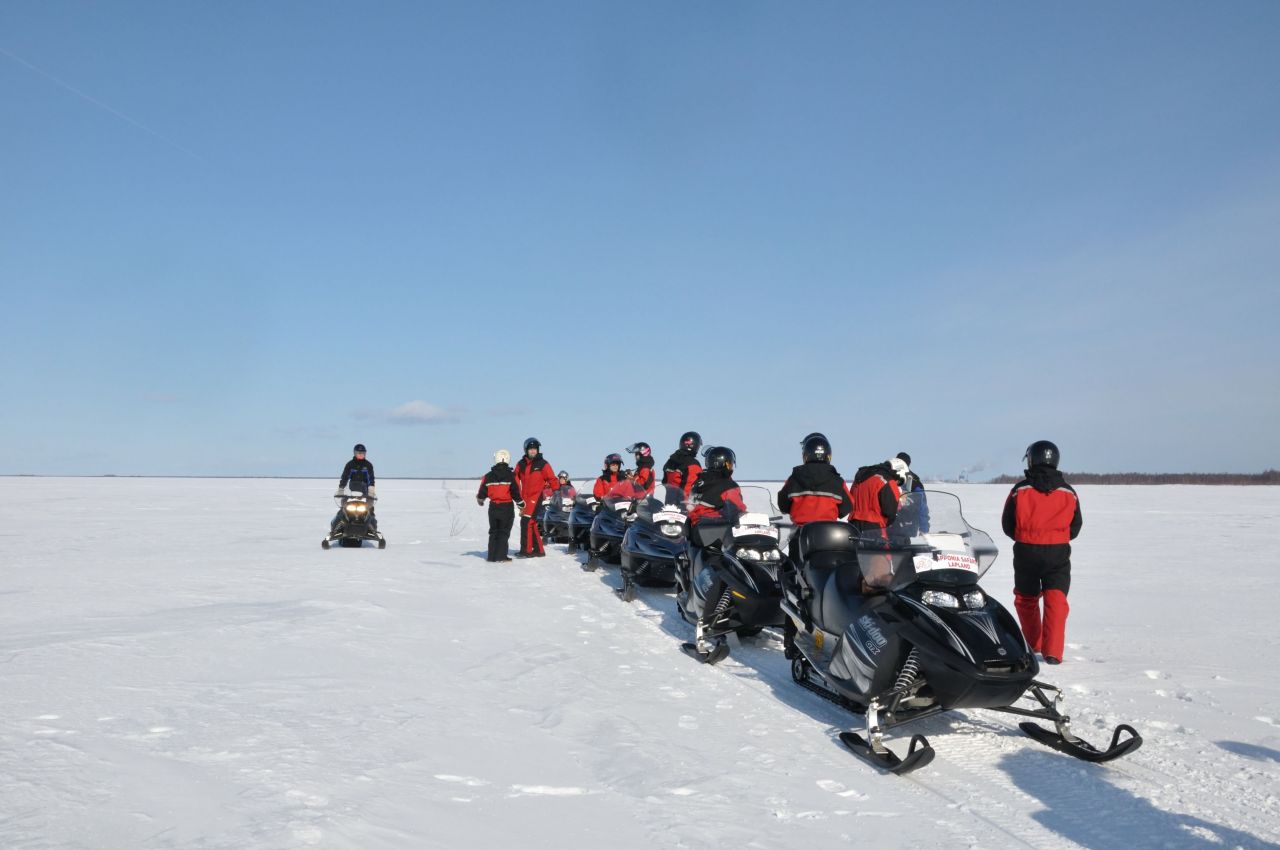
[795,521,856,561]
[819,566,866,634]
[801,549,861,625]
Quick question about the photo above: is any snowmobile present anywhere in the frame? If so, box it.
[322,491,386,549]
[565,492,599,554]
[781,491,1141,775]
[615,484,688,601]
[539,486,576,544]
[675,486,787,664]
[583,479,638,570]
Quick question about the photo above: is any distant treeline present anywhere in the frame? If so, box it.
[988,469,1280,485]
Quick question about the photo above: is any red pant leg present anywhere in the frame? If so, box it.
[1014,591,1043,654]
[1041,589,1069,661]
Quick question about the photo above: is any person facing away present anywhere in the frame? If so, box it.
[337,443,376,498]
[1001,440,1082,666]
[593,453,626,499]
[776,433,852,658]
[687,446,748,526]
[896,452,924,494]
[848,457,906,534]
[662,431,703,497]
[513,437,559,557]
[477,449,524,562]
[627,441,657,496]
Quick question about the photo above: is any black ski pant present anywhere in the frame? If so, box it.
[519,514,545,556]
[488,502,515,561]
[1012,542,1072,596]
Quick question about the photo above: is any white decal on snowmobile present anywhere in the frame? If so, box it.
[913,552,979,573]
[654,511,686,524]
[857,615,888,656]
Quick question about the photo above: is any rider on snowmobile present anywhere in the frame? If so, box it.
[593,453,627,499]
[626,442,657,496]
[848,457,906,534]
[662,431,703,497]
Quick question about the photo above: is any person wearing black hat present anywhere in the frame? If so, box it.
[896,452,924,495]
[1001,440,1082,665]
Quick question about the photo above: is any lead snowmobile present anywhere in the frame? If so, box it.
[564,492,598,554]
[322,491,386,549]
[675,485,787,663]
[615,484,688,601]
[781,491,1141,774]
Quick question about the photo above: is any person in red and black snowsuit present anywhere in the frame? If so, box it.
[662,431,703,497]
[686,446,751,660]
[848,458,906,534]
[514,437,558,557]
[627,442,657,496]
[776,433,853,657]
[477,449,524,562]
[1001,440,1082,666]
[593,453,626,499]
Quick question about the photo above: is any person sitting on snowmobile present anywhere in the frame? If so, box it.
[777,434,854,657]
[688,446,750,660]
[662,431,703,497]
[627,442,657,496]
[514,437,558,557]
[687,446,748,526]
[338,444,376,498]
[848,457,906,535]
[593,453,627,499]
[1001,440,1082,666]
[554,470,576,499]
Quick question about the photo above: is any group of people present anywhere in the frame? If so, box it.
[343,428,1083,667]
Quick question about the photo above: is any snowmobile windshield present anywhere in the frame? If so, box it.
[738,486,782,523]
[601,478,642,510]
[637,485,687,521]
[856,491,998,590]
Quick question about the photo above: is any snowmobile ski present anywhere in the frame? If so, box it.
[839,731,935,775]
[681,641,730,665]
[614,576,637,603]
[1019,722,1143,763]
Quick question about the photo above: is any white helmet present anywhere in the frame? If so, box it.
[888,457,909,482]
[494,449,511,465]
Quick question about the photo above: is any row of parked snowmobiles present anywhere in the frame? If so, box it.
[536,479,1143,775]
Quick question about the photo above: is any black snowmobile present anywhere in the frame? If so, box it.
[565,492,599,554]
[322,491,386,549]
[583,479,637,570]
[615,484,688,601]
[540,485,576,545]
[781,491,1141,774]
[675,486,787,663]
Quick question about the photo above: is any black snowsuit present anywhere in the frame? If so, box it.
[478,462,523,562]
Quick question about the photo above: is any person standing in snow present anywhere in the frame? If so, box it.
[1001,440,1082,666]
[896,452,924,494]
[477,449,524,562]
[513,437,558,557]
[848,457,906,534]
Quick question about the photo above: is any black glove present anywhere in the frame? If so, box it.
[476,498,485,507]
[516,500,526,510]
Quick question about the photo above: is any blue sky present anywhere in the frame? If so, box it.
[3,1,1278,480]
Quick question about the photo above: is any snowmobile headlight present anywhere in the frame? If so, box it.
[922,590,959,609]
[963,591,986,609]
[345,502,368,514]
[660,523,683,537]
[737,547,762,561]
[762,549,782,562]
[562,498,574,507]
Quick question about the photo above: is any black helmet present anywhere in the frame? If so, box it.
[604,452,623,467]
[802,435,832,463]
[702,445,736,471]
[353,443,366,454]
[800,432,827,446]
[523,437,541,452]
[1023,440,1060,469]
[679,431,702,453]
[896,451,912,466]
[626,441,652,458]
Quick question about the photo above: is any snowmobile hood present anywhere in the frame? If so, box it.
[1026,465,1067,494]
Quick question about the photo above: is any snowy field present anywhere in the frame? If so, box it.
[2,478,1279,850]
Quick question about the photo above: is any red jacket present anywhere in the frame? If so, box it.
[849,464,901,528]
[593,470,627,500]
[687,470,748,525]
[777,461,854,525]
[478,463,522,505]
[662,449,702,497]
[514,455,558,516]
[1002,467,1082,545]
[633,464,656,496]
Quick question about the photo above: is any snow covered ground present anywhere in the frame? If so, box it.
[2,478,1279,850]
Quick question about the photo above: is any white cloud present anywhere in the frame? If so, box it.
[356,401,462,425]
